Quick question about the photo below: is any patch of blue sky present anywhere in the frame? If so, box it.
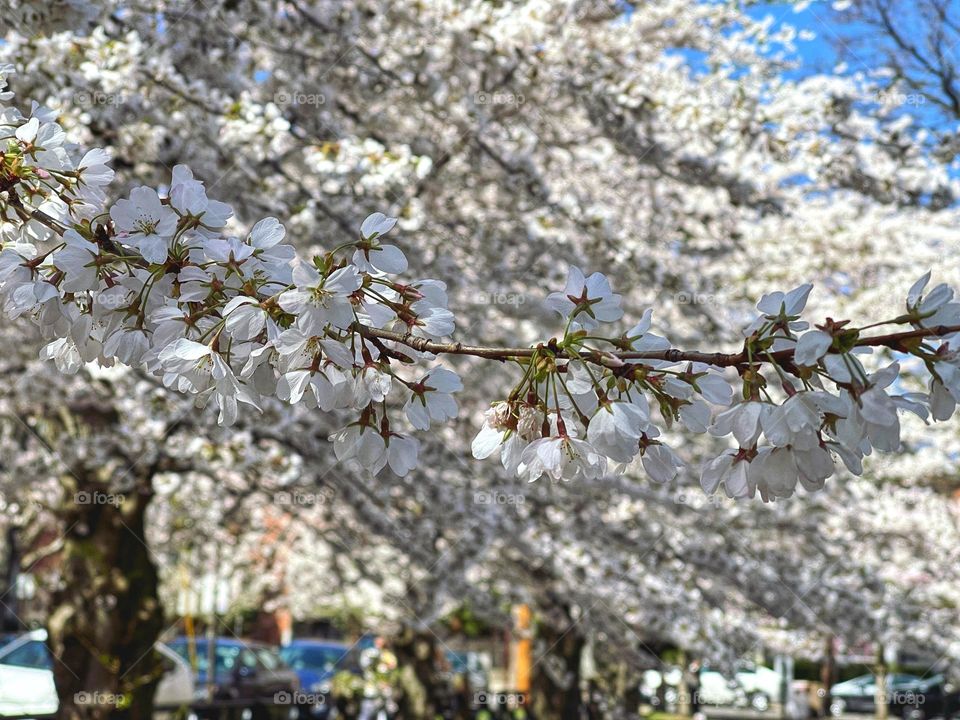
[748,2,956,136]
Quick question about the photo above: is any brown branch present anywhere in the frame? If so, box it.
[5,189,70,236]
[360,323,960,368]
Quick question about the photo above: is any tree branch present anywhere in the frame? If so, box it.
[360,323,960,368]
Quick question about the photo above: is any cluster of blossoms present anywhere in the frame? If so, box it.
[470,273,960,498]
[514,272,959,499]
[2,65,960,496]
[0,66,456,477]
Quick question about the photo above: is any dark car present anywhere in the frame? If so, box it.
[167,637,301,719]
[279,640,357,717]
[830,673,959,720]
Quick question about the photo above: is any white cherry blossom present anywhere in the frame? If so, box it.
[353,213,407,274]
[794,329,833,367]
[52,230,99,292]
[404,367,462,430]
[109,186,178,263]
[586,399,649,463]
[545,266,624,331]
[279,263,361,333]
[520,435,607,482]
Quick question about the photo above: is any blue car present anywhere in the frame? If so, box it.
[279,640,357,715]
[166,636,300,719]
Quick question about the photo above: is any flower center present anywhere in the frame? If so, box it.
[135,213,160,235]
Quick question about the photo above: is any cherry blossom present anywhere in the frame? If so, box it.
[52,230,100,292]
[520,435,607,482]
[353,212,408,274]
[404,367,462,430]
[168,164,232,229]
[109,186,177,263]
[545,266,624,331]
[794,329,833,367]
[586,400,650,463]
[280,262,362,333]
[223,296,268,341]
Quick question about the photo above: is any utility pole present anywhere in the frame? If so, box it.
[205,543,221,703]
[820,635,837,718]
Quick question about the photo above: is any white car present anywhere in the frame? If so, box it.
[0,629,194,716]
[698,664,783,711]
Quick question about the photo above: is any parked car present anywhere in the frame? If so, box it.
[167,636,301,718]
[280,639,356,691]
[830,673,958,719]
[698,663,783,712]
[0,628,193,717]
[279,640,357,717]
[443,649,488,694]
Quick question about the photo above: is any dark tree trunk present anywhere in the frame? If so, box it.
[2,526,22,631]
[624,678,642,720]
[392,627,449,720]
[530,609,584,720]
[48,469,164,720]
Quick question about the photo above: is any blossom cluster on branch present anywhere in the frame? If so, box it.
[2,63,959,499]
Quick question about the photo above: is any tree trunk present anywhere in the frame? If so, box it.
[874,646,889,720]
[624,676,642,720]
[2,526,22,631]
[48,469,164,720]
[392,627,448,720]
[530,611,584,720]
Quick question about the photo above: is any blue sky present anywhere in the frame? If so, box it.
[747,1,957,136]
[747,2,845,76]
